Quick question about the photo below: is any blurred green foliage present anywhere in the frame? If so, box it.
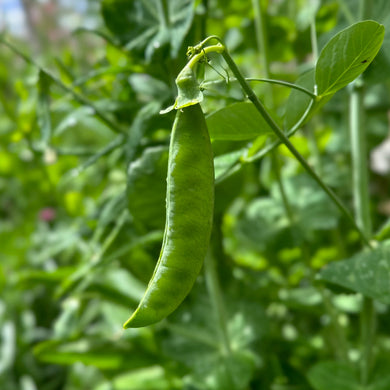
[2,1,390,389]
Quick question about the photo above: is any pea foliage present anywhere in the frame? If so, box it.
[1,1,390,389]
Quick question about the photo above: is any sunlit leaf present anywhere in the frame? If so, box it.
[316,21,384,96]
[207,102,274,141]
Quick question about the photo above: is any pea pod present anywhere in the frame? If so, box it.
[123,104,214,328]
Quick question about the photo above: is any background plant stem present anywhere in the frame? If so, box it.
[349,80,375,386]
[252,0,273,106]
[204,251,232,356]
[339,0,355,24]
[354,0,375,383]
[252,0,294,226]
[271,152,294,223]
[349,83,372,238]
[310,20,319,65]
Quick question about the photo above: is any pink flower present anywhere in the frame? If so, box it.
[39,207,56,222]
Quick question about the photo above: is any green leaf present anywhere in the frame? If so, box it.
[89,267,146,307]
[126,101,162,163]
[167,0,196,58]
[284,69,315,131]
[232,197,287,252]
[318,241,390,304]
[207,102,274,141]
[368,361,390,390]
[308,360,390,390]
[16,267,75,287]
[101,0,195,60]
[363,2,390,83]
[279,286,322,308]
[214,148,244,180]
[162,288,264,390]
[85,283,138,308]
[94,367,181,390]
[127,146,168,230]
[37,351,125,369]
[232,175,339,252]
[316,21,385,96]
[37,70,52,148]
[128,74,170,102]
[35,340,155,371]
[307,361,360,390]
[274,175,339,233]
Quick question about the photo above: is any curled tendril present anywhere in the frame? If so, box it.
[187,44,207,60]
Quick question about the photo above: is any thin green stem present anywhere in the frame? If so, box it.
[349,83,372,237]
[252,0,269,77]
[252,0,273,107]
[339,0,356,24]
[355,1,375,382]
[202,77,316,98]
[306,125,323,175]
[306,16,323,175]
[220,47,372,248]
[215,161,242,184]
[305,4,321,170]
[271,152,294,223]
[310,20,319,64]
[307,19,348,361]
[204,251,232,356]
[71,65,137,87]
[245,97,315,162]
[202,1,209,26]
[349,79,375,385]
[360,297,376,385]
[68,134,126,177]
[321,288,350,361]
[360,0,373,20]
[186,44,225,70]
[159,0,169,28]
[197,35,223,48]
[247,78,315,98]
[56,209,129,298]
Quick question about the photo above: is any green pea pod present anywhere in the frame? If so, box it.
[123,104,214,328]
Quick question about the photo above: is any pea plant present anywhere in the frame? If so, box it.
[2,1,390,389]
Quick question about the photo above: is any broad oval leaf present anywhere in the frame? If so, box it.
[307,361,359,390]
[316,20,385,96]
[317,241,390,304]
[206,102,274,141]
